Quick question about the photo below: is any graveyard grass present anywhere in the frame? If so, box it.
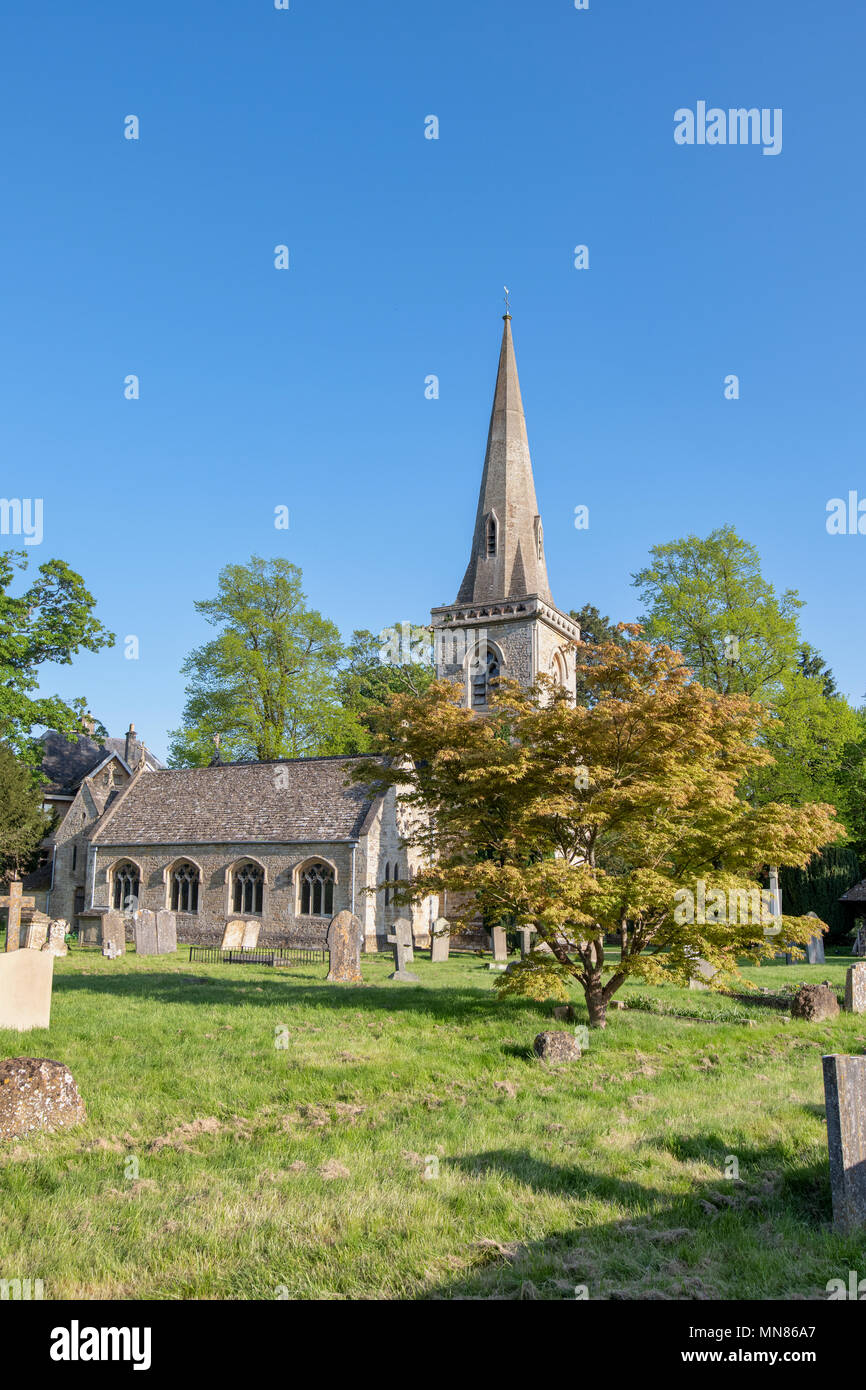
[1,943,864,1301]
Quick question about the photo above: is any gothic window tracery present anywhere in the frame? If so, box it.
[299,861,335,917]
[233,860,264,915]
[170,861,200,913]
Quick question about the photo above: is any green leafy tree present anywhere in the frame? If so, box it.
[0,743,51,878]
[168,557,363,765]
[338,624,435,753]
[0,551,114,759]
[353,631,839,1027]
[568,605,627,706]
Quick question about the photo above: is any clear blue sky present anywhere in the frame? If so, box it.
[2,0,863,760]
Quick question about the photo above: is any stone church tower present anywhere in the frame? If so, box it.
[431,314,580,704]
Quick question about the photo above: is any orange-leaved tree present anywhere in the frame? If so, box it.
[352,628,841,1027]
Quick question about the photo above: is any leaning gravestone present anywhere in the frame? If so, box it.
[41,921,68,957]
[241,920,261,951]
[845,963,866,1015]
[221,919,246,951]
[430,918,450,962]
[0,950,54,1031]
[155,910,178,955]
[822,1054,866,1232]
[100,910,126,956]
[392,918,414,963]
[326,911,363,984]
[133,910,159,956]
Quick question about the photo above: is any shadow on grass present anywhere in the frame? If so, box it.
[51,968,556,1028]
[421,1146,842,1299]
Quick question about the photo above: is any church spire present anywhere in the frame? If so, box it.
[455,314,553,606]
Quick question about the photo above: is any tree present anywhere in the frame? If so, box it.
[352,629,839,1028]
[0,743,51,878]
[167,557,363,765]
[568,605,627,706]
[632,526,802,700]
[0,550,114,759]
[337,624,436,753]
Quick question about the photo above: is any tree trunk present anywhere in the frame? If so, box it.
[585,976,607,1029]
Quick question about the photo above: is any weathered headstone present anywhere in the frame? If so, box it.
[23,913,51,952]
[241,920,261,950]
[155,910,178,955]
[822,1054,866,1232]
[845,963,866,1015]
[221,919,246,951]
[792,983,839,1021]
[387,922,419,982]
[430,917,450,962]
[392,918,414,963]
[326,911,363,983]
[518,927,536,959]
[42,921,69,956]
[491,926,507,962]
[133,909,159,956]
[533,1031,582,1064]
[100,910,126,956]
[0,1057,85,1141]
[0,881,36,952]
[806,935,826,965]
[0,950,54,1031]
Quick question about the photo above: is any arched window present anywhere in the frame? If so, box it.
[472,648,501,708]
[486,515,497,557]
[300,861,335,917]
[170,860,200,913]
[232,861,264,915]
[112,860,140,912]
[550,650,566,686]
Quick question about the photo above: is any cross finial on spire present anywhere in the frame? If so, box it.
[503,286,511,319]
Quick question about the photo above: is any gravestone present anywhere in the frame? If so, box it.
[0,1057,85,1141]
[387,923,419,983]
[42,921,69,956]
[533,1031,582,1064]
[0,950,54,1031]
[792,984,839,1021]
[221,919,246,951]
[326,911,363,984]
[491,926,507,962]
[845,963,866,1014]
[155,910,178,955]
[822,1054,866,1232]
[100,910,126,956]
[518,927,536,959]
[688,957,718,991]
[133,910,159,956]
[241,920,261,950]
[392,918,414,963]
[430,918,450,962]
[0,881,36,952]
[23,913,51,952]
[806,935,826,965]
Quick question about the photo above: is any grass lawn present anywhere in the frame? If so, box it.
[1,943,865,1300]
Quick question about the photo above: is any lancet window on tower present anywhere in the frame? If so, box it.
[472,648,501,708]
[486,515,497,558]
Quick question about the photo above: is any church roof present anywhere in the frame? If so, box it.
[90,756,381,847]
[37,729,162,794]
[455,315,554,607]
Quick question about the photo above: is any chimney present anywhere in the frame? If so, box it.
[81,714,95,737]
[125,722,136,764]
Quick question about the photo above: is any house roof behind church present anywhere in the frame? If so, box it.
[91,756,381,846]
[37,730,163,794]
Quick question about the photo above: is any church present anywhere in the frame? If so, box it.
[37,313,580,952]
